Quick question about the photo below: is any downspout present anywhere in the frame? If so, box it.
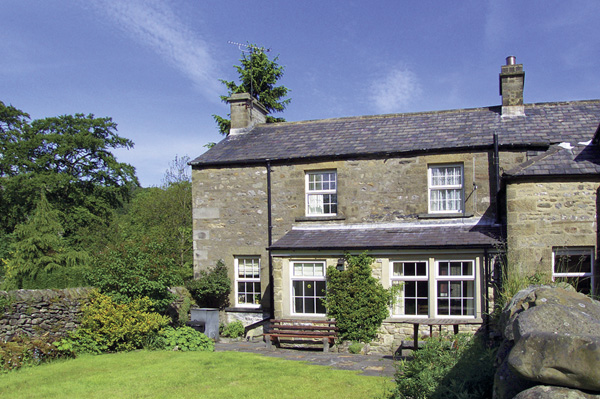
[483,248,490,336]
[266,161,274,319]
[493,132,501,224]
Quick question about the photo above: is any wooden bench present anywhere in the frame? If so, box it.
[265,319,338,352]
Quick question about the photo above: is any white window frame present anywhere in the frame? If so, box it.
[305,170,337,216]
[428,164,463,214]
[390,261,429,318]
[552,247,595,295]
[234,256,261,308]
[290,261,327,316]
[435,260,475,318]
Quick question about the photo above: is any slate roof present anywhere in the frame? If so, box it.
[270,224,502,251]
[191,100,600,167]
[504,141,600,178]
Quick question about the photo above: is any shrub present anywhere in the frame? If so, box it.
[185,260,231,308]
[394,333,497,399]
[159,326,214,351]
[326,252,390,342]
[348,341,363,354]
[220,320,245,338]
[0,335,75,373]
[58,291,170,354]
[87,240,182,313]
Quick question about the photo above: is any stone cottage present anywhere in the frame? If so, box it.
[190,57,600,349]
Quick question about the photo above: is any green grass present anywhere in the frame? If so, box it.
[0,350,391,399]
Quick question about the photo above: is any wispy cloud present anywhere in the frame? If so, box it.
[88,0,220,99]
[368,65,422,114]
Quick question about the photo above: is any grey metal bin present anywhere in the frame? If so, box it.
[187,308,219,340]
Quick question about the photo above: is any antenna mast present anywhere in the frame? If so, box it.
[227,41,271,99]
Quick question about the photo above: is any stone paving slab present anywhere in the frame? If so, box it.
[214,339,396,378]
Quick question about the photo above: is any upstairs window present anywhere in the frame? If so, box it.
[553,248,595,295]
[306,171,337,216]
[428,165,463,213]
[235,257,261,307]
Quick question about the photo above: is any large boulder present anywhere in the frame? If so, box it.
[509,331,600,391]
[514,385,600,399]
[513,303,599,341]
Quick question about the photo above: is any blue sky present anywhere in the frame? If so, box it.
[3,1,600,187]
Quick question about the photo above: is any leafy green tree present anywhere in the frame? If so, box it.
[213,44,291,135]
[326,252,390,342]
[0,103,138,245]
[3,192,89,290]
[185,260,231,308]
[87,239,183,313]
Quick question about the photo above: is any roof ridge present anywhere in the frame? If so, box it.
[259,99,600,127]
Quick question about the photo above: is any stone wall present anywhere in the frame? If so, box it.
[191,166,270,307]
[506,180,599,274]
[0,287,94,341]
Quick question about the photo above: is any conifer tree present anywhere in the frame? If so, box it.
[213,44,291,135]
[3,191,89,289]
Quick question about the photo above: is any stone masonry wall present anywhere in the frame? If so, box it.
[506,180,599,275]
[192,166,270,307]
[0,287,93,341]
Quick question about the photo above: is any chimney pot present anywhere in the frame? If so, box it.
[506,56,516,65]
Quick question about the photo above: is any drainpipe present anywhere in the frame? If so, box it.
[493,132,501,224]
[266,161,274,319]
[484,248,490,337]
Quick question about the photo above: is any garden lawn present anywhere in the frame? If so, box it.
[0,350,391,399]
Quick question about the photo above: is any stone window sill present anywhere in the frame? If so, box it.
[224,307,264,313]
[417,213,474,220]
[295,215,346,222]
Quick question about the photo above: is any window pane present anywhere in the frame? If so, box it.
[438,262,449,276]
[406,281,416,297]
[405,262,416,276]
[305,298,315,314]
[393,263,402,277]
[316,298,326,314]
[438,299,449,315]
[416,262,427,276]
[305,281,315,296]
[450,299,462,315]
[416,281,428,296]
[417,299,428,315]
[405,299,416,315]
[316,281,327,297]
[295,298,303,313]
[555,253,592,274]
[450,262,462,276]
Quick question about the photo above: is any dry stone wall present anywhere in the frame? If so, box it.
[0,287,94,341]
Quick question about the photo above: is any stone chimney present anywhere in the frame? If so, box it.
[227,93,268,135]
[499,56,525,117]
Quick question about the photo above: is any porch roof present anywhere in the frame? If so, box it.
[270,223,502,251]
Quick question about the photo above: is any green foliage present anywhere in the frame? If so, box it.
[220,321,245,338]
[185,260,231,308]
[213,44,291,135]
[87,239,182,313]
[159,326,214,351]
[348,341,363,354]
[394,334,497,399]
[0,292,13,313]
[59,291,170,354]
[0,101,138,240]
[2,192,89,290]
[326,252,390,342]
[0,335,75,373]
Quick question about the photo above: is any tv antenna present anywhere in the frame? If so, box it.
[227,41,271,98]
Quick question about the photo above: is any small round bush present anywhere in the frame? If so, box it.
[160,326,214,351]
[221,321,245,338]
[348,341,363,354]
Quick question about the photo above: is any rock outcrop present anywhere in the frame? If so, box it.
[494,285,600,398]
